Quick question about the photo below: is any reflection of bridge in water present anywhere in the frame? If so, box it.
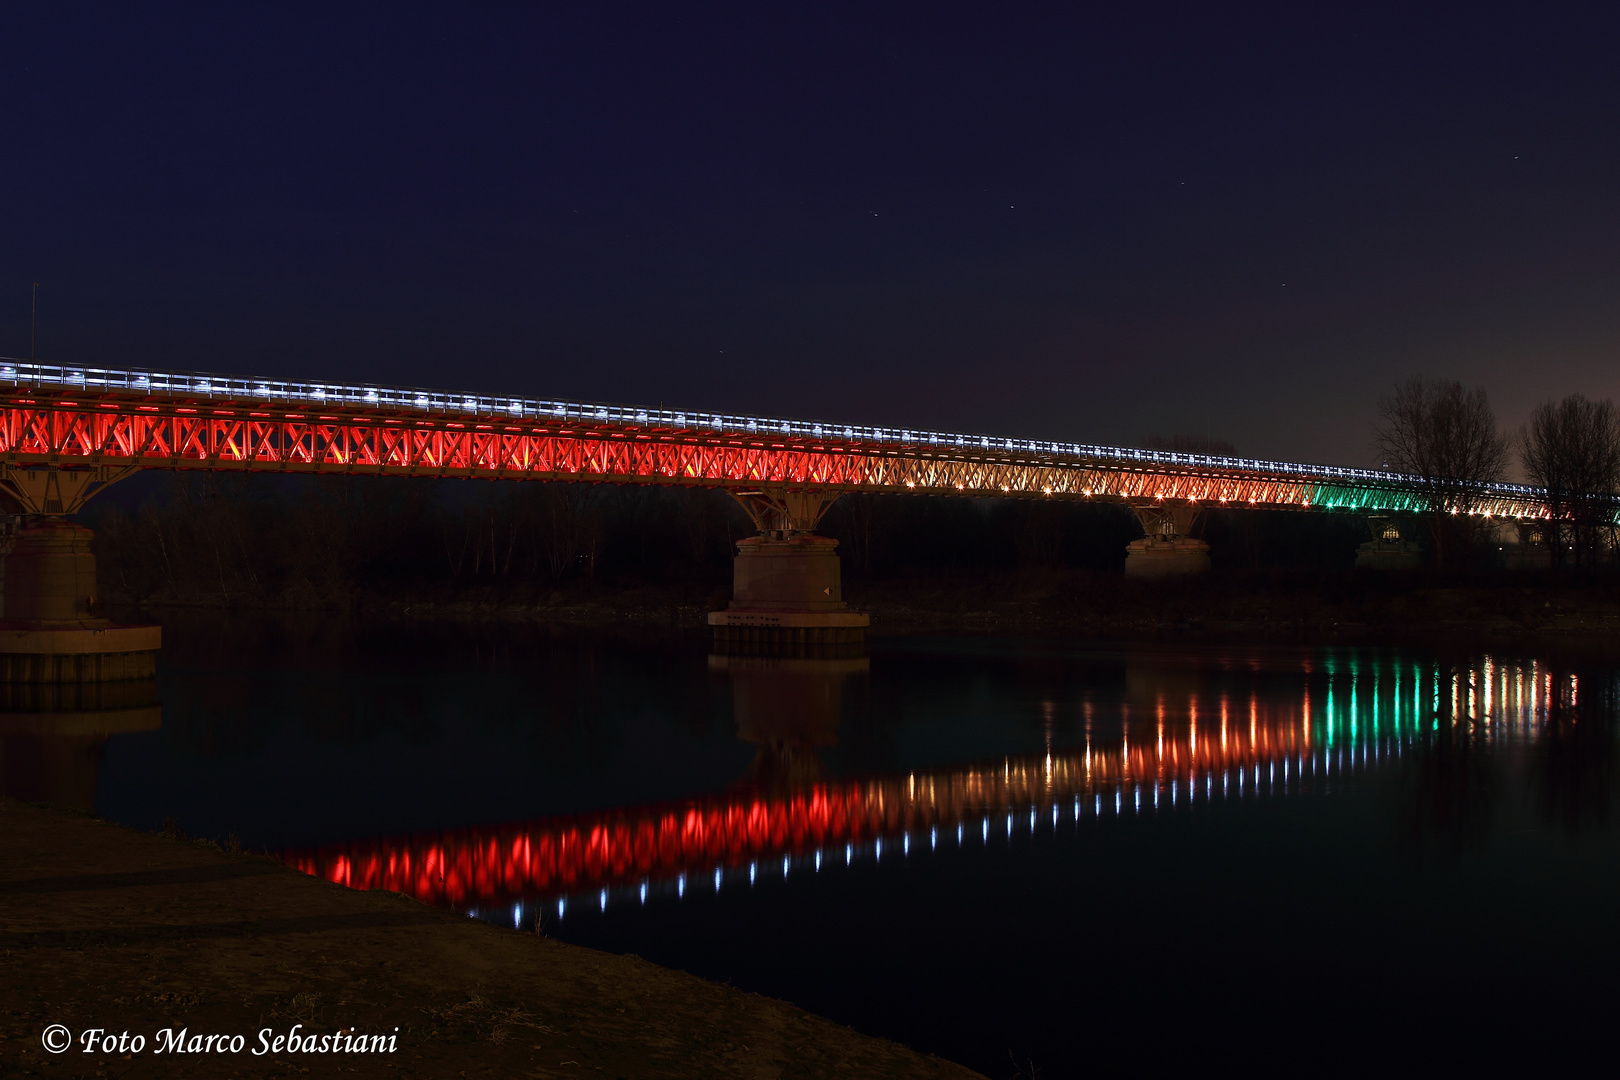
[286,653,1580,922]
[0,680,162,810]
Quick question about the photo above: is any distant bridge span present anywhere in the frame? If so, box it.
[0,359,1551,522]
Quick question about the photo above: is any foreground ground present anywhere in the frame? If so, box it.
[0,801,981,1080]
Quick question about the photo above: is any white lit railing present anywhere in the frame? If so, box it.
[0,358,1546,500]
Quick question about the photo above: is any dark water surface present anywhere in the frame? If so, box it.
[11,613,1620,1076]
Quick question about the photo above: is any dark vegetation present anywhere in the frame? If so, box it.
[84,471,1378,612]
[1375,377,1620,566]
[1375,376,1512,564]
[1521,393,1620,567]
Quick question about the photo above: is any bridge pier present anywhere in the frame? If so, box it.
[1355,516,1422,569]
[1125,501,1209,578]
[0,467,160,684]
[708,487,868,655]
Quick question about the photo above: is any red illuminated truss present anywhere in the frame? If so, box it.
[0,376,1552,518]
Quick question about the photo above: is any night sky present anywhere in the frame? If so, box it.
[4,4,1619,468]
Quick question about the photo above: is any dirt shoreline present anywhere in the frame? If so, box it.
[0,800,983,1079]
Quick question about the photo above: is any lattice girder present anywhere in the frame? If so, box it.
[0,395,1556,521]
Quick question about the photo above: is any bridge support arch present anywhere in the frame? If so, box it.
[0,465,160,683]
[708,486,868,655]
[1125,501,1210,578]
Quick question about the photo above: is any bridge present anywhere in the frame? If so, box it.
[0,359,1546,516]
[0,358,1558,669]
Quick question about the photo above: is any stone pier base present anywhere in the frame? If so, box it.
[0,522,160,683]
[709,534,869,655]
[1125,537,1211,578]
[0,625,162,682]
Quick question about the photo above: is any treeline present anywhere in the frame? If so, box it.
[83,471,1375,609]
[1377,378,1620,566]
[87,474,750,607]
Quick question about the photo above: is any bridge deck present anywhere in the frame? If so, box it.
[0,359,1549,518]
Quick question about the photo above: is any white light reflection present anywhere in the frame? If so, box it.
[815,851,822,871]
[639,881,647,904]
[714,867,723,891]
[599,888,607,912]
[558,897,566,919]
[513,903,522,928]
[678,873,686,897]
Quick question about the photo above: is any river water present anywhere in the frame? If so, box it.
[8,614,1618,1076]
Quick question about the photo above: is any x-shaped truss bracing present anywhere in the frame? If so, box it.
[0,395,1556,522]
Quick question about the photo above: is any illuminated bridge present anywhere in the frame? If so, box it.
[0,359,1549,518]
[284,653,1574,925]
[0,359,1560,654]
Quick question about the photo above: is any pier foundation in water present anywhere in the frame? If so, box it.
[0,521,160,683]
[709,534,868,656]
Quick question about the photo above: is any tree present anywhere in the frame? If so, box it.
[1520,393,1620,567]
[1374,377,1509,565]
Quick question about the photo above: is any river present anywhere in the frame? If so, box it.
[7,613,1617,1076]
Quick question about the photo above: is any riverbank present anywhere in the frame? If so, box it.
[111,567,1620,642]
[0,800,982,1079]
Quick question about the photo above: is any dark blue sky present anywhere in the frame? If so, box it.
[4,3,1619,466]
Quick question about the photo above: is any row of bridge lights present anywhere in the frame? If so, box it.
[910,486,1535,515]
[506,739,1412,930]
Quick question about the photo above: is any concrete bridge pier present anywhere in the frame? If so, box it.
[709,486,868,655]
[0,466,160,683]
[1355,516,1422,569]
[1125,501,1210,578]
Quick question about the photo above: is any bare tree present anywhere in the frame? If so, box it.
[1521,393,1620,567]
[1375,377,1509,565]
[524,483,604,581]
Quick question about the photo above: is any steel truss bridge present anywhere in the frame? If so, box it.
[0,358,1551,521]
